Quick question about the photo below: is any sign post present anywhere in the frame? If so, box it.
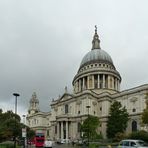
[22,128,27,148]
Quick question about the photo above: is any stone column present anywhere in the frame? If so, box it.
[82,77,85,90]
[112,77,114,89]
[92,75,94,89]
[57,122,59,139]
[108,75,110,89]
[118,80,120,91]
[61,121,63,139]
[116,79,118,91]
[76,81,78,93]
[87,76,89,89]
[98,74,100,88]
[115,78,118,90]
[66,121,68,139]
[79,79,82,92]
[103,74,105,88]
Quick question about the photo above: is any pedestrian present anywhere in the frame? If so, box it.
[72,140,74,146]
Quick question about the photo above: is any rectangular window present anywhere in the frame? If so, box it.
[47,130,49,136]
[65,104,68,114]
[77,123,81,132]
[55,126,57,134]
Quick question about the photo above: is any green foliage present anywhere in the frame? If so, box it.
[0,109,33,142]
[107,101,129,139]
[127,130,148,142]
[27,127,35,139]
[142,93,148,125]
[0,110,23,141]
[81,115,101,141]
[0,109,2,114]
[89,143,99,148]
[114,132,127,142]
[0,143,14,148]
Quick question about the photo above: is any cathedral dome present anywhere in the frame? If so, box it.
[80,49,113,68]
[73,26,121,94]
[79,26,114,69]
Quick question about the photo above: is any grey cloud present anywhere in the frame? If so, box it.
[0,0,148,117]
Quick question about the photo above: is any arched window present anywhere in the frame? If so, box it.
[78,122,81,132]
[132,120,137,132]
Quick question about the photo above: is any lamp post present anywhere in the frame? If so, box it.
[22,115,26,125]
[13,93,20,148]
[86,105,90,147]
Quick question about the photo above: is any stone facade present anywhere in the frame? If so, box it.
[26,29,148,140]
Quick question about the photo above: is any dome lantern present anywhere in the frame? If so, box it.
[92,25,101,50]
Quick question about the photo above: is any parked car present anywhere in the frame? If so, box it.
[43,139,55,148]
[117,139,148,148]
[60,139,71,144]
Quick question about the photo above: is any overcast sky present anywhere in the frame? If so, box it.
[0,0,148,118]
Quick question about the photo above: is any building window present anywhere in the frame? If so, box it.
[78,111,80,114]
[94,111,96,115]
[132,120,137,132]
[94,75,98,88]
[47,130,49,136]
[78,122,81,132]
[65,104,68,114]
[100,107,102,111]
[100,74,103,88]
[55,126,57,134]
[132,108,136,112]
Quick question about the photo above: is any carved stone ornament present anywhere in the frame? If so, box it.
[54,107,58,111]
[76,100,82,105]
[130,97,138,103]
[92,101,97,106]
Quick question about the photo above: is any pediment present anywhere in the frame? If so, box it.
[59,93,73,101]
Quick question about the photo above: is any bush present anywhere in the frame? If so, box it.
[127,130,148,142]
[114,132,127,142]
[0,143,14,148]
[89,143,99,148]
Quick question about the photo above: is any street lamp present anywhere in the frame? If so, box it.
[13,93,20,148]
[86,105,90,147]
[22,115,26,125]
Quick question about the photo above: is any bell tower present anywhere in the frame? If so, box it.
[28,92,40,115]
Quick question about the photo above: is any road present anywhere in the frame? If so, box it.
[26,143,116,148]
[26,144,82,148]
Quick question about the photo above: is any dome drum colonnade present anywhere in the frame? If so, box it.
[73,27,121,94]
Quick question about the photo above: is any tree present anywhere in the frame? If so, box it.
[0,110,32,142]
[107,101,129,139]
[142,93,148,129]
[27,127,35,140]
[81,115,101,141]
